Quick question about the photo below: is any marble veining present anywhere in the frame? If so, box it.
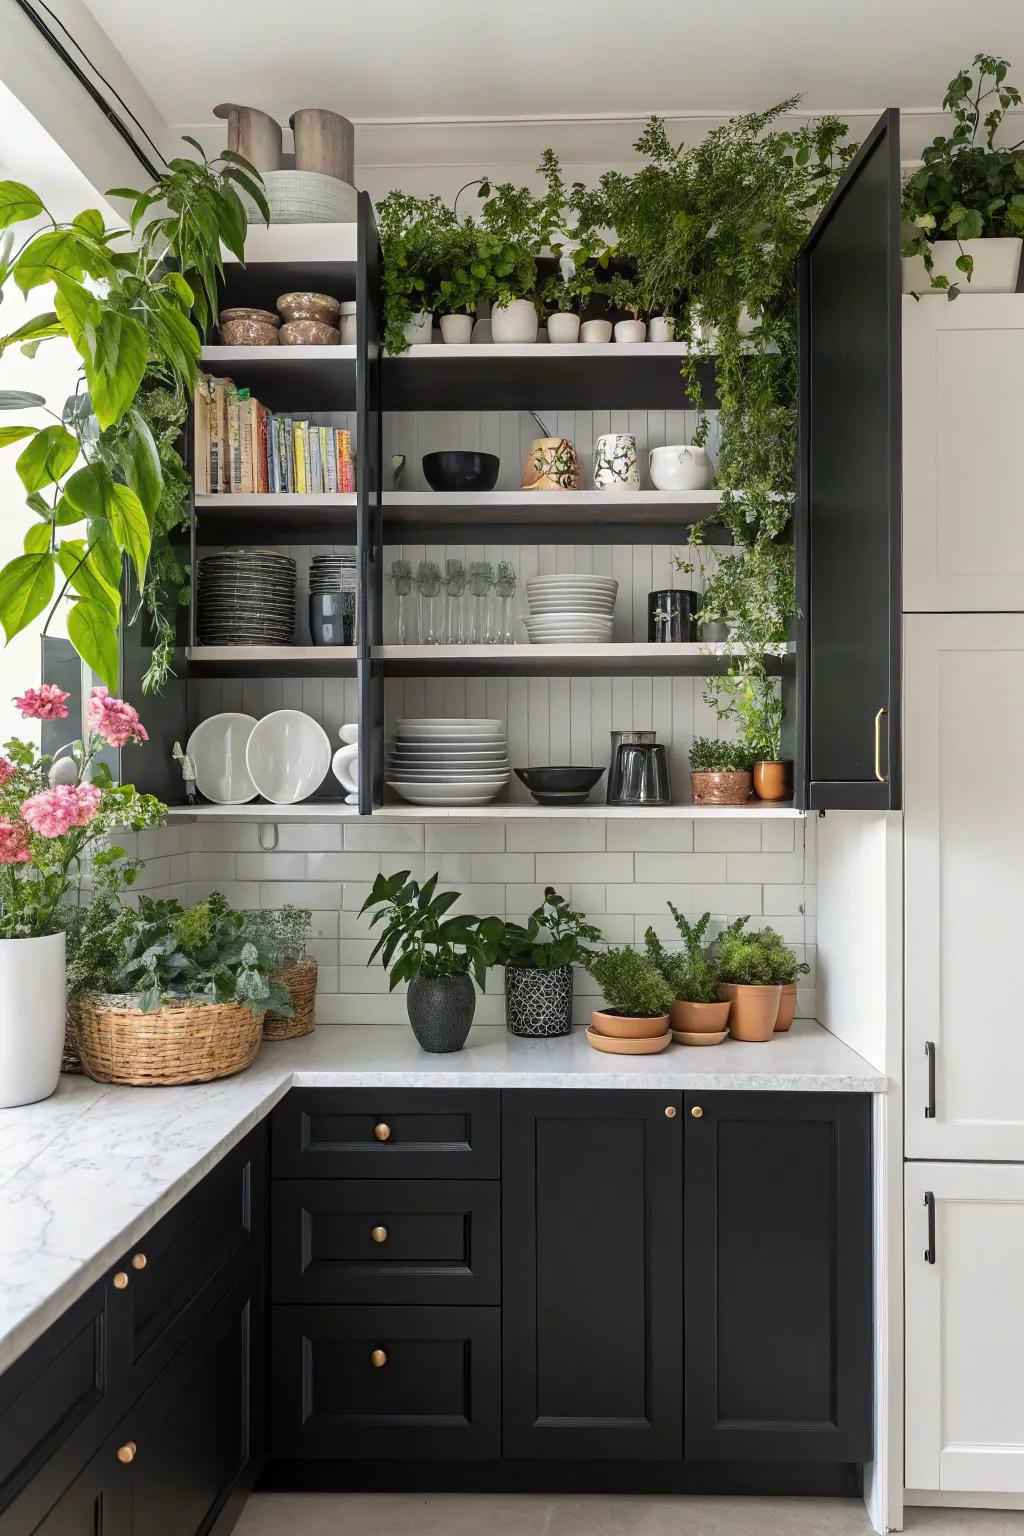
[0,1021,885,1375]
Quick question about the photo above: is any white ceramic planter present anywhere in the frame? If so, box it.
[648,316,676,342]
[594,433,640,491]
[546,312,581,343]
[440,313,474,344]
[339,302,358,345]
[491,299,539,343]
[649,443,714,491]
[402,310,433,345]
[614,318,647,343]
[0,931,66,1107]
[580,318,613,344]
[902,237,1022,295]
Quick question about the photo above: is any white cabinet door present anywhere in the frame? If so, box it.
[905,614,1024,1159]
[904,294,1024,611]
[905,1161,1024,1494]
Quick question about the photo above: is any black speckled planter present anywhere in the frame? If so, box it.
[406,973,476,1053]
[505,963,573,1037]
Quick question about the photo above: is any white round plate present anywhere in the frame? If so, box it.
[186,713,258,804]
[388,782,508,806]
[527,575,617,586]
[245,710,331,804]
[395,718,503,731]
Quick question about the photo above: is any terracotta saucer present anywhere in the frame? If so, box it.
[586,1025,672,1055]
[671,1027,729,1047]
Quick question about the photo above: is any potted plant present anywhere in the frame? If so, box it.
[502,886,603,1037]
[0,683,164,1105]
[583,945,672,1037]
[606,272,647,342]
[378,190,455,352]
[688,737,754,805]
[433,221,479,344]
[902,54,1024,296]
[743,926,810,1031]
[66,891,288,1086]
[714,919,781,1041]
[644,908,730,1037]
[478,179,542,342]
[245,905,316,1039]
[360,871,504,1052]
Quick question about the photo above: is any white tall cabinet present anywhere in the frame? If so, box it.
[903,296,1024,1501]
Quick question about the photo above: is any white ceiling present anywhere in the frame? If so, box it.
[80,0,1024,127]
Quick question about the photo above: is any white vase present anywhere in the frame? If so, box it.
[440,313,474,344]
[580,318,613,344]
[491,299,539,344]
[614,318,647,343]
[546,312,581,343]
[649,443,714,492]
[648,316,676,342]
[0,931,66,1107]
[402,310,433,345]
[902,237,1022,295]
[594,433,640,491]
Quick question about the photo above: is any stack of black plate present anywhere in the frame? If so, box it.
[197,549,297,645]
[309,553,357,595]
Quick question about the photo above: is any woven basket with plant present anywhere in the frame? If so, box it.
[246,906,317,1040]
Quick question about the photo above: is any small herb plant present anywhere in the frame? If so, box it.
[584,946,673,1018]
[503,887,603,971]
[689,737,755,773]
[902,54,1024,296]
[744,926,810,986]
[244,905,313,967]
[644,907,719,1003]
[360,871,504,990]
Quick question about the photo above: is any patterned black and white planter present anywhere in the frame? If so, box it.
[505,964,573,1037]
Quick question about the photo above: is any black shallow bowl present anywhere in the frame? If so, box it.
[515,766,605,805]
[423,450,500,493]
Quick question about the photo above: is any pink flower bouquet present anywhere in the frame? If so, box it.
[0,686,165,939]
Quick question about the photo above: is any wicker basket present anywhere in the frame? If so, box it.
[263,958,317,1041]
[62,1002,84,1075]
[240,169,357,225]
[69,995,264,1087]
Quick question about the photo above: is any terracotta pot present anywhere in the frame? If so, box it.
[591,1007,670,1039]
[774,983,798,1032]
[669,998,731,1034]
[753,760,793,801]
[718,982,781,1042]
[690,769,752,806]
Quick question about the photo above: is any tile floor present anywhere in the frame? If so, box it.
[235,1493,1024,1535]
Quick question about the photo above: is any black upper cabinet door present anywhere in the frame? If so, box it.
[796,108,902,809]
[684,1093,872,1462]
[502,1090,683,1460]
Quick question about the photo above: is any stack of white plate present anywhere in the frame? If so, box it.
[386,719,510,807]
[523,575,618,645]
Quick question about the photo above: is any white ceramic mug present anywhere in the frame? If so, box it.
[594,433,640,492]
[649,444,714,492]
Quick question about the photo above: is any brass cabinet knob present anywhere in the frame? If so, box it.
[112,1271,129,1290]
[664,1105,677,1119]
[370,1348,388,1368]
[371,1225,389,1244]
[131,1253,147,1271]
[373,1123,391,1143]
[116,1441,137,1464]
[691,1105,704,1119]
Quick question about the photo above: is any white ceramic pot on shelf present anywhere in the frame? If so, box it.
[491,299,539,343]
[614,318,647,343]
[339,300,357,345]
[440,313,474,344]
[0,931,66,1107]
[402,310,433,345]
[902,237,1022,294]
[546,312,581,343]
[580,318,613,344]
[594,433,640,491]
[648,316,676,342]
[649,444,714,492]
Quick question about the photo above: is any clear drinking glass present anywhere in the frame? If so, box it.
[495,560,517,645]
[390,558,412,644]
[445,559,466,644]
[416,560,443,645]
[466,561,495,646]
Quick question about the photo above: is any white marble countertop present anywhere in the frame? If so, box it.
[0,1020,884,1375]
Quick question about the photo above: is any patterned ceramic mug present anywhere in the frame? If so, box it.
[593,433,640,491]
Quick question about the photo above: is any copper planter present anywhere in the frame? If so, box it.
[690,769,752,806]
[753,760,793,801]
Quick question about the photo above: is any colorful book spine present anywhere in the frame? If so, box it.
[310,425,322,495]
[293,421,307,494]
[237,397,255,494]
[227,382,242,494]
[257,403,269,494]
[320,426,334,493]
[284,419,294,493]
[193,376,211,496]
[337,429,354,494]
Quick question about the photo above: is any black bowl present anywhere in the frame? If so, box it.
[423,450,500,493]
[515,766,605,806]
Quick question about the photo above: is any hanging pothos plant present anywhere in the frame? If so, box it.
[0,143,268,692]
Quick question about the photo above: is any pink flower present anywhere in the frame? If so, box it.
[86,687,148,748]
[21,783,102,838]
[0,818,30,864]
[0,759,15,787]
[14,685,70,721]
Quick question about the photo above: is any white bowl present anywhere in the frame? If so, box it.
[186,713,258,804]
[245,710,331,804]
[388,780,509,806]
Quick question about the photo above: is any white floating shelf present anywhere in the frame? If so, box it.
[166,802,804,822]
[188,645,356,666]
[194,493,356,509]
[383,489,722,509]
[397,341,693,360]
[199,345,356,365]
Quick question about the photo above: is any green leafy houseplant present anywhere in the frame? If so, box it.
[688,737,755,773]
[744,925,810,986]
[584,946,673,1019]
[503,886,603,971]
[0,145,267,690]
[377,190,454,354]
[644,908,720,1004]
[360,870,503,990]
[715,927,780,987]
[244,904,313,966]
[902,54,1024,296]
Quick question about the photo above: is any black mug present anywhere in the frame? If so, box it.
[648,589,700,643]
[310,591,355,646]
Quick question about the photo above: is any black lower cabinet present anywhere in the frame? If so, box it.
[28,1433,132,1536]
[501,1090,683,1459]
[683,1093,873,1461]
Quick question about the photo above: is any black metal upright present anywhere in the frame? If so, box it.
[356,192,384,815]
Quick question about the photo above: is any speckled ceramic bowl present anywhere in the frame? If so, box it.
[276,291,342,324]
[218,308,280,346]
[279,319,341,346]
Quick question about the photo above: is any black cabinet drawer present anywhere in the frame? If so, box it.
[272,1089,499,1179]
[270,1304,500,1460]
[272,1179,499,1305]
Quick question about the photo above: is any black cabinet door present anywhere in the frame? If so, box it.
[684,1092,872,1461]
[796,108,902,809]
[502,1090,683,1459]
[28,1434,131,1536]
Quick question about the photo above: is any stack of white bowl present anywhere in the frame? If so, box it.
[386,719,510,807]
[523,575,618,645]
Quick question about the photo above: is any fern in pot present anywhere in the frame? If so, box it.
[244,905,315,1040]
[644,907,730,1039]
[583,946,673,1041]
[714,918,781,1042]
[360,872,504,1052]
[501,887,603,1038]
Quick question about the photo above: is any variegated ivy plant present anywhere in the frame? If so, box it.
[0,142,267,689]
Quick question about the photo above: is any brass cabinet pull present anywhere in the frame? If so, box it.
[664,1106,677,1119]
[373,1122,391,1143]
[371,1225,389,1244]
[370,1348,388,1368]
[112,1272,129,1290]
[116,1441,137,1464]
[691,1106,704,1119]
[131,1253,147,1271]
[874,706,888,783]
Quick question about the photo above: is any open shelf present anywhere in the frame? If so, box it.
[375,643,785,677]
[165,801,804,822]
[199,345,357,410]
[188,645,357,677]
[193,492,357,542]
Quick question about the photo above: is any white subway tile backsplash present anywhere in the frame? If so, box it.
[191,851,236,881]
[304,852,382,881]
[634,852,728,883]
[689,883,765,915]
[425,822,505,852]
[236,852,306,882]
[470,853,535,883]
[344,822,424,852]
[262,881,342,908]
[275,823,344,852]
[693,820,763,853]
[505,820,606,852]
[763,884,807,915]
[726,851,807,885]
[606,882,693,914]
[605,819,694,852]
[760,819,797,853]
[535,852,633,884]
